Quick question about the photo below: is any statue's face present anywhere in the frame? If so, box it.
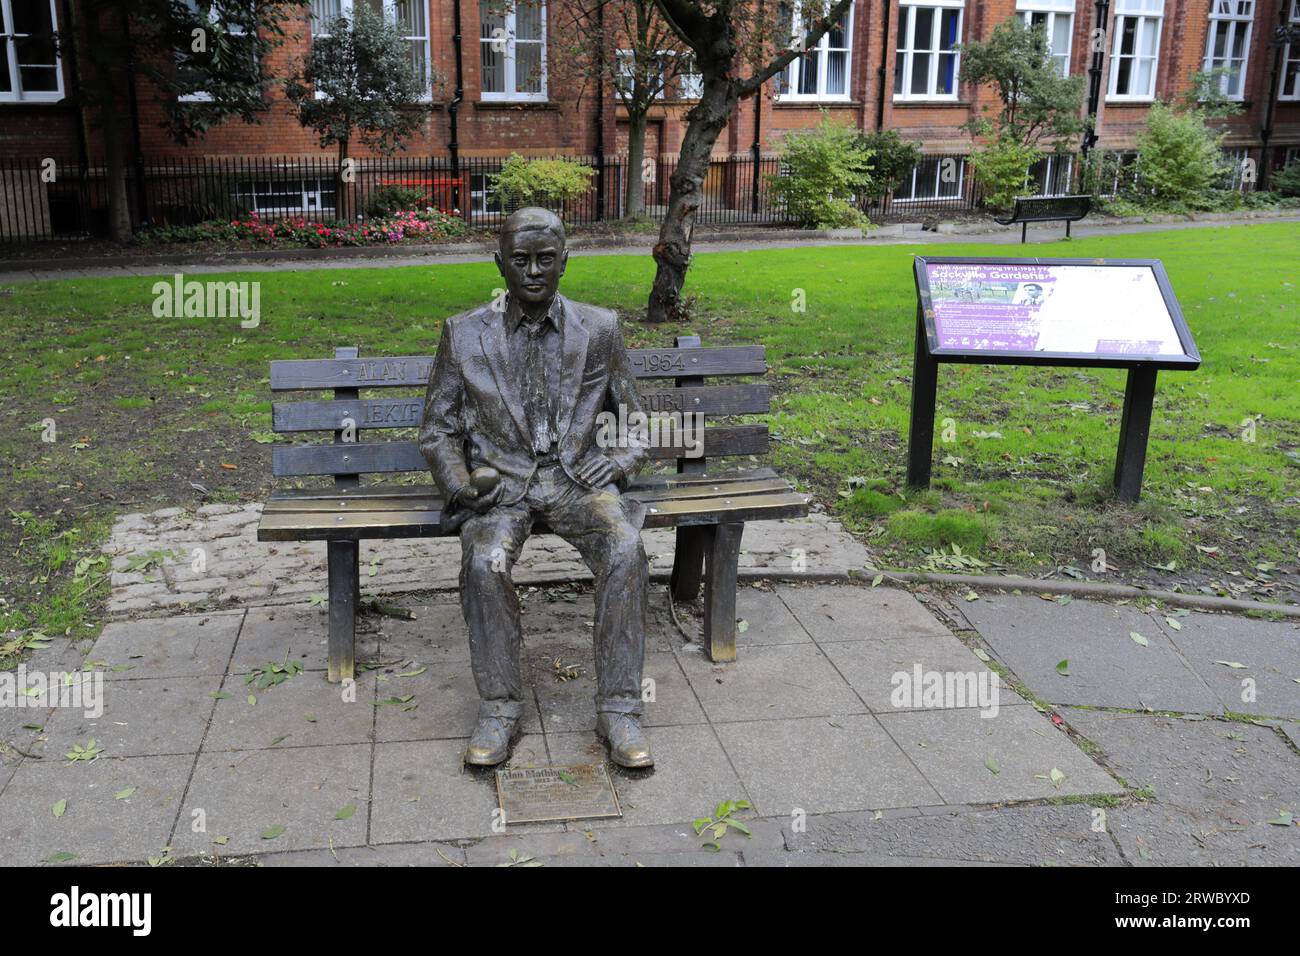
[496,228,567,307]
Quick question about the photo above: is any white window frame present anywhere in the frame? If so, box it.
[1029,153,1074,196]
[1107,0,1164,102]
[1017,0,1074,77]
[0,0,63,103]
[894,0,964,103]
[479,0,548,103]
[1281,0,1300,101]
[615,49,664,101]
[777,1,854,102]
[311,0,433,102]
[1202,1,1254,101]
[893,155,965,202]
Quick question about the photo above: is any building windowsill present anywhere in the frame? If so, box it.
[891,99,970,109]
[773,100,861,109]
[475,100,557,111]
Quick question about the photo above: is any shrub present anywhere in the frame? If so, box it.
[489,154,595,212]
[365,185,429,219]
[855,130,922,201]
[969,135,1041,210]
[768,115,875,229]
[1270,161,1300,198]
[132,208,467,247]
[1133,102,1229,209]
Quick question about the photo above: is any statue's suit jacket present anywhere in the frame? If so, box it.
[419,294,649,526]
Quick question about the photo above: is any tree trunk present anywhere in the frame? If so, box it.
[624,113,648,218]
[97,70,132,242]
[336,139,353,223]
[647,76,733,323]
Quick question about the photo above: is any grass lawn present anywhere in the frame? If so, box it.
[1,221,1297,646]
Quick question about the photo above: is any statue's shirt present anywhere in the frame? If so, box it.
[506,296,563,456]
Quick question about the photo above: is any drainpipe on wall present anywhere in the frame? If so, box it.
[1081,0,1110,159]
[1259,3,1300,190]
[750,84,762,214]
[448,0,464,216]
[594,2,606,220]
[875,0,891,131]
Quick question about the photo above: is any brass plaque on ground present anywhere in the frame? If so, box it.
[496,764,622,824]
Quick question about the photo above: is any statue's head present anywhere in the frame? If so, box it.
[495,207,568,309]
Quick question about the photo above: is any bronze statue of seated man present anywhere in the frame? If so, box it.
[419,207,654,768]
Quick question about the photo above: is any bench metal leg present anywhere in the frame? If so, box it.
[1065,218,1071,239]
[701,522,744,663]
[669,526,707,601]
[1021,221,1027,244]
[327,540,358,683]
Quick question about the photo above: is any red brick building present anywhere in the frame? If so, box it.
[2,0,1298,229]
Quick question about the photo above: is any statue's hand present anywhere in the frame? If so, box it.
[577,456,621,488]
[453,482,503,514]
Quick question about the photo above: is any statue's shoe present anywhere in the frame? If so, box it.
[596,713,654,768]
[464,716,521,766]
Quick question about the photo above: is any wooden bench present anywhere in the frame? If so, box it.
[257,335,809,681]
[995,194,1091,242]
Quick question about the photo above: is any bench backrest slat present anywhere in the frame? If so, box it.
[272,383,769,433]
[1012,195,1091,221]
[270,345,765,391]
[271,427,769,477]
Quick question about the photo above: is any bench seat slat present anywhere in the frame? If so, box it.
[261,477,794,515]
[271,383,771,433]
[271,426,769,477]
[270,347,766,391]
[256,489,809,541]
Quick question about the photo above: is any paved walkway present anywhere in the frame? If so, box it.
[3,211,1297,283]
[2,568,1295,865]
[100,503,874,615]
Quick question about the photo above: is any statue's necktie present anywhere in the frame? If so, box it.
[523,319,551,455]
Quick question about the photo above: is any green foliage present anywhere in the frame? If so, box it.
[1271,161,1300,198]
[284,4,432,154]
[1076,150,1136,202]
[1133,103,1230,210]
[489,154,596,211]
[969,135,1042,210]
[768,114,875,229]
[855,130,923,200]
[1179,69,1245,120]
[959,17,1087,149]
[365,185,429,219]
[886,509,990,551]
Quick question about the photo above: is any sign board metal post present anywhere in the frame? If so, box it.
[906,257,1199,503]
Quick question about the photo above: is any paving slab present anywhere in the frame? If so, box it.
[231,605,377,673]
[369,736,563,842]
[88,611,245,679]
[777,583,951,642]
[733,587,813,646]
[1059,707,1299,865]
[547,725,748,828]
[370,601,472,663]
[205,671,376,751]
[822,632,1001,713]
[714,714,943,814]
[1152,612,1300,719]
[535,651,705,732]
[371,661,542,740]
[783,804,1125,866]
[675,642,865,722]
[0,755,192,866]
[876,704,1123,804]
[959,594,1222,713]
[38,675,221,758]
[258,842,468,867]
[173,743,370,857]
[464,828,750,867]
